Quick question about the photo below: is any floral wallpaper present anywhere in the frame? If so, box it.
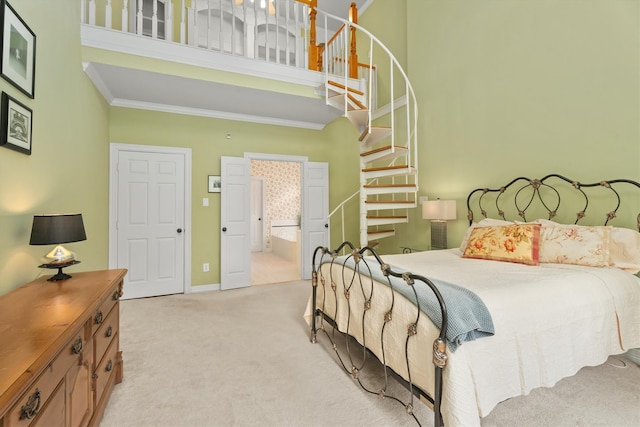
[251,160,301,249]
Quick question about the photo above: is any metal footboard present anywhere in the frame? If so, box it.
[310,241,448,427]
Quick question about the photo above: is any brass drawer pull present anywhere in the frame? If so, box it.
[19,389,41,420]
[105,325,113,338]
[71,337,83,354]
[112,290,119,301]
[94,311,103,325]
[105,360,113,372]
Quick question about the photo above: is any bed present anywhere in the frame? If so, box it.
[306,174,640,427]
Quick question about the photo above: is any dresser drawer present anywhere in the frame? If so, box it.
[4,332,85,427]
[31,381,65,427]
[91,285,120,337]
[94,304,119,366]
[94,337,118,407]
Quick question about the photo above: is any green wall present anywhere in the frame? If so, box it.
[108,108,356,286]
[0,1,110,295]
[2,0,637,294]
[387,0,640,253]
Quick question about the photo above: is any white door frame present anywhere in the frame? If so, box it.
[245,152,307,276]
[109,143,192,292]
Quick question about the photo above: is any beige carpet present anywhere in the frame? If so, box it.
[100,280,640,427]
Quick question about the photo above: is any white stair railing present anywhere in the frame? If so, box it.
[316,8,419,248]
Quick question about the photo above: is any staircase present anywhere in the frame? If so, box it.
[316,7,419,249]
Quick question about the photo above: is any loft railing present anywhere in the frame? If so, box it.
[81,0,312,68]
[80,1,371,80]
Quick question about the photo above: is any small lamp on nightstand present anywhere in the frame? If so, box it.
[30,214,87,281]
[422,199,457,250]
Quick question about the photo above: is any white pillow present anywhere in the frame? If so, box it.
[609,226,640,274]
[539,223,611,267]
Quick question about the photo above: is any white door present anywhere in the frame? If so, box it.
[220,156,251,290]
[250,177,264,252]
[116,149,186,299]
[301,162,329,280]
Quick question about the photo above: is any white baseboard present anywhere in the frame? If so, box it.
[625,348,640,366]
[189,283,220,293]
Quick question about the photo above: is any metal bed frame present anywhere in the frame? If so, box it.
[309,174,640,427]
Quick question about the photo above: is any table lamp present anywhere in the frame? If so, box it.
[422,200,457,250]
[30,214,87,281]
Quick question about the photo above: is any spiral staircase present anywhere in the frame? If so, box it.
[314,5,419,249]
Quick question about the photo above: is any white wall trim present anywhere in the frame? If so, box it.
[83,62,115,103]
[109,98,326,130]
[189,283,220,293]
[244,152,308,162]
[109,143,193,294]
[81,25,323,88]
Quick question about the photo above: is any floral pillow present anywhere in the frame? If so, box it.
[459,218,514,252]
[534,219,611,267]
[462,223,541,265]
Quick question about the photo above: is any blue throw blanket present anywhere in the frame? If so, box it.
[321,255,495,352]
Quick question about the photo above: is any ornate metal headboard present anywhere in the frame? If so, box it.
[466,174,640,230]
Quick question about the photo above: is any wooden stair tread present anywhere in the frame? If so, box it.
[361,145,407,157]
[362,165,411,172]
[368,229,395,235]
[365,200,415,204]
[359,126,391,142]
[327,93,367,112]
[327,80,365,96]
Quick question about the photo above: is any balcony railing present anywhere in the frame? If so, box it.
[81,0,314,68]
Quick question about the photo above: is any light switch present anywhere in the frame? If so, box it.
[203,197,209,207]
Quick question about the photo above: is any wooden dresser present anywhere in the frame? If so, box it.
[0,269,127,427]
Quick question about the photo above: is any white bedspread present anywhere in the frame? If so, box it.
[381,249,640,426]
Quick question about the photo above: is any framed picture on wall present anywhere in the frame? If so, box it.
[1,91,32,154]
[0,0,36,98]
[208,175,221,193]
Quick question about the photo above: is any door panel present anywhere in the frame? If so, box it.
[220,156,251,290]
[117,150,185,299]
[301,162,329,280]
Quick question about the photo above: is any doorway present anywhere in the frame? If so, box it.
[250,159,301,285]
[220,154,328,290]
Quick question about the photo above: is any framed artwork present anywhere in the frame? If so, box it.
[0,0,36,98]
[208,175,221,193]
[1,91,32,154]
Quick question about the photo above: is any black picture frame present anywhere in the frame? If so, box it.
[0,0,36,98]
[1,91,32,155]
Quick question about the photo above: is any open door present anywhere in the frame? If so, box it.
[220,156,251,290]
[301,162,329,279]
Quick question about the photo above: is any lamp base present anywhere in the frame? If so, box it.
[430,221,448,250]
[38,260,81,281]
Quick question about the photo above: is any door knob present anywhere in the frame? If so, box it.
[177,228,183,233]
[222,227,227,232]
[324,224,328,228]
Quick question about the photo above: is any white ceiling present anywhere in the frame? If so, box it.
[82,0,373,130]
